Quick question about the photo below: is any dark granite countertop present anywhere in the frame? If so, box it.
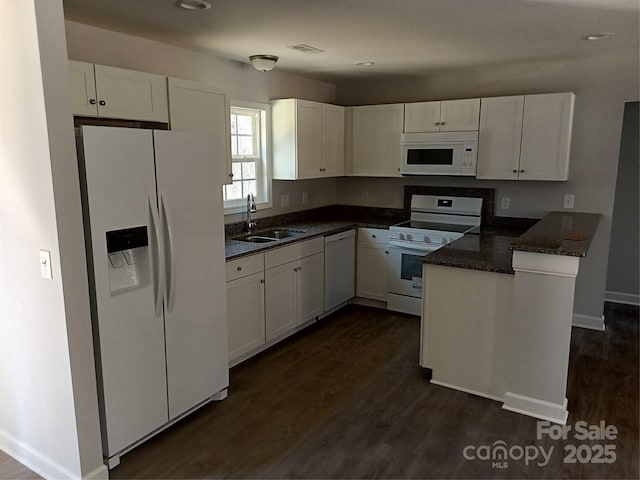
[510,212,601,257]
[421,211,601,274]
[225,217,398,260]
[421,225,532,274]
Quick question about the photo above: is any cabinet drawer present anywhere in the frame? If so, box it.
[265,237,324,269]
[358,227,389,245]
[226,253,265,282]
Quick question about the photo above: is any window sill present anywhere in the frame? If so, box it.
[224,200,272,216]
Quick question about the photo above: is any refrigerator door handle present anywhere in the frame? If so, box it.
[148,196,163,318]
[160,194,176,313]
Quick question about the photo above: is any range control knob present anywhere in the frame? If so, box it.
[423,235,431,243]
[441,237,449,244]
[398,233,405,240]
[405,233,413,241]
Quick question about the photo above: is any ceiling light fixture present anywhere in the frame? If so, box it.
[177,0,211,11]
[249,55,279,72]
[584,32,615,40]
[356,62,375,67]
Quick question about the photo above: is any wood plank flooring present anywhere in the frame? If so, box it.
[1,302,637,479]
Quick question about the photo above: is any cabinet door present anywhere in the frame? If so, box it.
[296,100,323,179]
[519,93,575,181]
[357,243,388,301]
[167,77,232,185]
[352,104,404,176]
[94,64,168,122]
[322,104,345,177]
[69,60,98,116]
[227,271,265,362]
[297,252,325,324]
[404,101,441,133]
[154,131,228,420]
[265,261,298,341]
[440,99,480,131]
[476,96,524,180]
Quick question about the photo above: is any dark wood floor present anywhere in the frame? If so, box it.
[2,303,638,479]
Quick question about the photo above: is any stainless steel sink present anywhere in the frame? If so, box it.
[233,229,305,243]
[257,229,305,239]
[234,235,277,243]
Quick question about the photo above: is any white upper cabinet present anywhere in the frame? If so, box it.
[404,99,480,133]
[69,61,168,123]
[322,103,346,177]
[167,77,233,185]
[350,103,404,177]
[69,60,98,116]
[477,93,575,181]
[476,96,525,180]
[272,99,344,180]
[519,93,575,181]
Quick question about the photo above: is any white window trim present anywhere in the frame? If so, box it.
[224,100,272,215]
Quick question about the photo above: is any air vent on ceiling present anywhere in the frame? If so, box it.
[287,44,325,54]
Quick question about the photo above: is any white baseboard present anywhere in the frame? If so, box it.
[572,313,606,331]
[605,290,640,306]
[84,464,109,479]
[0,428,78,479]
[502,392,568,425]
[430,379,504,403]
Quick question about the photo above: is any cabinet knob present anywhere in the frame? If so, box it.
[260,279,265,284]
[441,122,446,126]
[385,251,389,254]
[520,169,525,173]
[229,173,234,178]
[298,266,303,271]
[237,266,242,271]
[372,235,376,238]
[89,99,96,105]
[99,100,106,106]
[513,169,518,173]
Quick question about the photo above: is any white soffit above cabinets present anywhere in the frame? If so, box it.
[63,0,639,82]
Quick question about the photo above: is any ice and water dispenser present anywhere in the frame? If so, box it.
[106,226,151,294]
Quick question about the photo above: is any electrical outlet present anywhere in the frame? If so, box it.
[500,197,510,210]
[280,194,289,208]
[39,249,52,279]
[361,190,368,202]
[563,194,575,209]
[301,192,308,205]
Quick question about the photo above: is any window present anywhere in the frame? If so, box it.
[224,102,271,213]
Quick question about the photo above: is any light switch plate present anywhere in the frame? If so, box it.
[301,192,308,205]
[39,249,52,279]
[500,198,510,210]
[563,194,575,209]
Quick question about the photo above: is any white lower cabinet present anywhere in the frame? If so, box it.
[356,228,389,302]
[226,238,325,362]
[296,252,325,324]
[264,261,299,341]
[226,254,266,363]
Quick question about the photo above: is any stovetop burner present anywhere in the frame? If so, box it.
[392,220,475,234]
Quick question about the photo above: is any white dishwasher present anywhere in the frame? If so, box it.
[324,229,356,312]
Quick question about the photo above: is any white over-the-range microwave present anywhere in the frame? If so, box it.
[400,131,478,176]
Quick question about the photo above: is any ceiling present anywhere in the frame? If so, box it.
[62,0,639,82]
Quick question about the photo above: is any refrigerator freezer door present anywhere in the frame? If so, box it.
[153,130,229,419]
[81,126,168,455]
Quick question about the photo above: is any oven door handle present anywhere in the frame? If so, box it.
[388,240,441,252]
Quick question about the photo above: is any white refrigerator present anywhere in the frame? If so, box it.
[77,125,228,466]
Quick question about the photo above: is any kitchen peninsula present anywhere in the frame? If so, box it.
[421,211,601,424]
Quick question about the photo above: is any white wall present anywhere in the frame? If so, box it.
[335,54,639,319]
[64,21,339,223]
[0,1,104,478]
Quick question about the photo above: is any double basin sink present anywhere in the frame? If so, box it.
[233,228,306,244]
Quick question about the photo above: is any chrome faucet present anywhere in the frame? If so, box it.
[246,193,257,231]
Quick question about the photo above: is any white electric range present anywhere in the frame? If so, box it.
[387,195,483,315]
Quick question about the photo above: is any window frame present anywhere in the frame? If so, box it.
[224,101,272,215]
